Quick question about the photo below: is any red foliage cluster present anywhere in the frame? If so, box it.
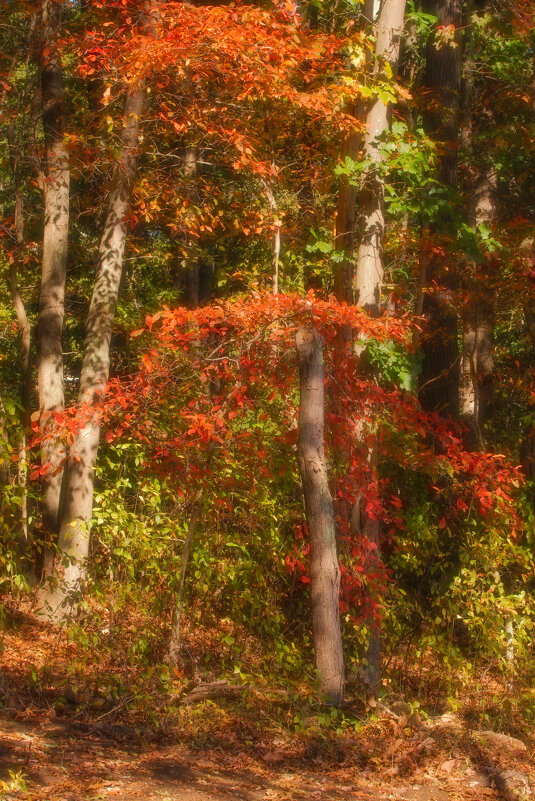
[27,293,523,619]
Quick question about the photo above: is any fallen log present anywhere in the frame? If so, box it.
[184,681,245,705]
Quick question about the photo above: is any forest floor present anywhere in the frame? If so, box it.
[0,604,533,801]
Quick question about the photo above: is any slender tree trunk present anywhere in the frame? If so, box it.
[355,0,407,316]
[520,37,535,489]
[4,16,37,569]
[296,327,344,705]
[459,1,495,448]
[263,109,281,295]
[460,308,493,449]
[0,399,10,489]
[6,192,32,557]
[350,460,382,696]
[168,492,202,668]
[39,40,151,618]
[334,0,375,305]
[348,0,406,692]
[179,147,215,308]
[35,0,69,540]
[182,147,201,308]
[261,180,281,296]
[521,278,535,496]
[418,0,463,418]
[334,126,360,305]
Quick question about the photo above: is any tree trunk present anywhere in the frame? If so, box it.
[334,127,360,305]
[333,0,375,305]
[4,16,37,571]
[459,2,495,448]
[261,179,281,296]
[38,63,149,619]
[418,0,462,418]
[520,38,535,490]
[296,327,344,705]
[350,479,382,696]
[182,146,201,308]
[460,182,495,447]
[168,493,202,668]
[355,0,407,316]
[347,0,406,691]
[35,0,69,539]
[6,192,32,560]
[460,307,493,449]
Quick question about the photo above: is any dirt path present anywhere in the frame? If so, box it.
[0,711,482,801]
[0,612,531,801]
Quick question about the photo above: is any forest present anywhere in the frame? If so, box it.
[0,1,534,799]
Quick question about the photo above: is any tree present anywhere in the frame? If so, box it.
[334,0,375,305]
[35,0,70,550]
[296,326,344,705]
[337,0,407,694]
[355,0,407,315]
[418,0,463,417]
[39,2,157,618]
[459,0,496,449]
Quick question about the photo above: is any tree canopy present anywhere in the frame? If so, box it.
[1,1,535,797]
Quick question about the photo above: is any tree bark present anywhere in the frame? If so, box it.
[355,0,407,316]
[334,126,360,305]
[460,306,493,448]
[51,84,145,617]
[182,146,201,308]
[521,245,535,496]
[261,179,281,296]
[520,39,535,487]
[333,0,375,305]
[459,2,495,448]
[346,0,406,691]
[35,0,69,539]
[38,3,154,617]
[418,0,463,418]
[4,15,37,569]
[350,474,382,696]
[168,492,202,668]
[296,327,344,705]
[6,192,32,559]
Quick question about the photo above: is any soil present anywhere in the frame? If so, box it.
[0,607,533,801]
[0,710,498,801]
